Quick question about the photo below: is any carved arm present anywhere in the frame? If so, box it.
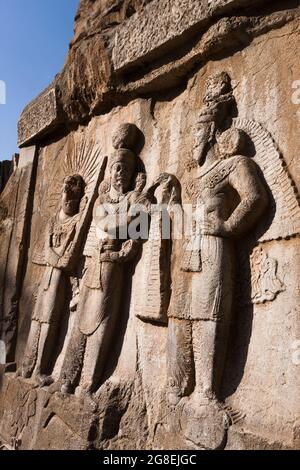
[100,239,141,263]
[225,157,268,237]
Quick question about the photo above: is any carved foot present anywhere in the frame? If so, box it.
[48,380,62,394]
[180,397,229,450]
[223,404,245,425]
[36,374,54,387]
[15,367,22,378]
[167,380,183,407]
[60,380,74,395]
[20,366,33,379]
[75,385,98,411]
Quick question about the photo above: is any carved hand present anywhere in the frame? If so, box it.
[133,192,152,210]
[100,240,139,263]
[151,173,181,206]
[100,251,120,263]
[200,215,229,237]
[45,249,60,267]
[56,253,76,271]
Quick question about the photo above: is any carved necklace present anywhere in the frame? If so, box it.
[199,158,237,190]
[50,212,78,248]
[185,157,237,202]
[106,193,127,204]
[103,189,135,205]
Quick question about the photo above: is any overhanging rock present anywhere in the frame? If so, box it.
[112,0,271,73]
[18,83,62,147]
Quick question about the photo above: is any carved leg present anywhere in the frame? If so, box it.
[192,320,218,402]
[60,323,86,394]
[33,269,67,383]
[192,317,232,403]
[21,320,41,378]
[32,322,53,384]
[79,312,119,395]
[76,263,123,395]
[190,236,234,402]
[167,318,194,405]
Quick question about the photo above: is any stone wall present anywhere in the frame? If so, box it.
[1,0,300,450]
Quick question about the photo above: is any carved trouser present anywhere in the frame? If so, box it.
[60,321,86,388]
[62,262,124,393]
[167,317,233,400]
[167,236,234,399]
[23,267,69,376]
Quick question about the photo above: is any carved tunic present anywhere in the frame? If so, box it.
[170,156,253,321]
[32,213,79,324]
[78,190,140,336]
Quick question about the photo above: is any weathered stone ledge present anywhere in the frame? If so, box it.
[18,83,62,147]
[112,0,273,73]
[119,7,300,94]
[17,0,300,147]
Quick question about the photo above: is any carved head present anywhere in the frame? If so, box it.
[108,123,139,194]
[217,128,246,158]
[204,72,232,102]
[112,123,139,151]
[61,174,85,216]
[109,149,136,193]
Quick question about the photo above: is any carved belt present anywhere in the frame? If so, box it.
[84,239,120,290]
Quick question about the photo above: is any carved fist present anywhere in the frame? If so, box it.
[200,215,228,237]
[149,173,181,206]
[110,252,120,262]
[100,251,120,263]
[45,250,60,267]
[57,253,74,271]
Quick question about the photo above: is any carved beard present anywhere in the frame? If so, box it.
[111,175,132,194]
[196,137,213,166]
[198,144,208,166]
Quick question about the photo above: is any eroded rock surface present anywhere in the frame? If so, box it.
[1,0,300,450]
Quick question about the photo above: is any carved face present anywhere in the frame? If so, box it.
[111,161,133,193]
[61,174,85,216]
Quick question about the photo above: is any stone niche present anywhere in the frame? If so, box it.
[0,0,300,451]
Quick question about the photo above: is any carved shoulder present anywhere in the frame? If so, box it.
[228,155,267,201]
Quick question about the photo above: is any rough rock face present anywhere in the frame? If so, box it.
[1,0,300,450]
[18,0,300,146]
[0,159,15,194]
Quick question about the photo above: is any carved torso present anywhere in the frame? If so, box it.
[185,156,242,220]
[93,189,136,249]
[48,213,79,258]
[83,186,143,294]
[171,155,262,321]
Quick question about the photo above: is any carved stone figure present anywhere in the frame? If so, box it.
[166,72,269,449]
[251,247,285,304]
[20,175,86,385]
[59,124,145,397]
[136,172,182,325]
